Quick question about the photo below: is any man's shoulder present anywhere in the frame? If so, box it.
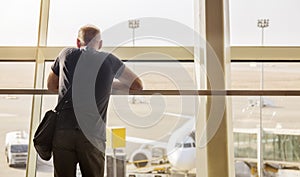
[81,49,121,64]
[63,47,81,54]
[93,51,117,60]
[97,51,111,56]
[58,47,81,57]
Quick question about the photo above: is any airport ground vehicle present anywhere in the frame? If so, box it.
[128,174,170,177]
[5,131,29,167]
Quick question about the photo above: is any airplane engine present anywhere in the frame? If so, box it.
[130,149,152,168]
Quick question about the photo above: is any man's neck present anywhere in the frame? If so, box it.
[80,46,98,51]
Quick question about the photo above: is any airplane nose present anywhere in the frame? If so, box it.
[168,148,196,171]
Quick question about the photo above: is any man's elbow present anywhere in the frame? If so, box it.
[47,84,58,93]
[130,78,143,91]
[48,87,58,93]
[131,84,143,91]
[47,71,59,93]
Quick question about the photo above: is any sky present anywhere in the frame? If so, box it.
[230,0,300,46]
[0,0,300,46]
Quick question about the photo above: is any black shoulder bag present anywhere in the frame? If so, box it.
[33,88,71,161]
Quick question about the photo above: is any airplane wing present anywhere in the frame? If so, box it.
[163,112,194,119]
[126,136,168,147]
[126,112,195,147]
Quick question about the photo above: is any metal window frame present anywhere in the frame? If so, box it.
[1,0,300,177]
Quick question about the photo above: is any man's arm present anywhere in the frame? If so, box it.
[113,66,143,91]
[47,71,59,93]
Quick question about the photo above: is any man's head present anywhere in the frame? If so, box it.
[77,24,102,50]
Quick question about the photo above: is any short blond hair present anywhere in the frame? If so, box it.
[77,24,101,46]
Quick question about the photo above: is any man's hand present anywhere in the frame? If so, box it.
[113,67,143,91]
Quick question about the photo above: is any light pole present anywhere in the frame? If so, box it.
[128,19,140,46]
[128,19,140,104]
[257,19,269,46]
[257,18,269,177]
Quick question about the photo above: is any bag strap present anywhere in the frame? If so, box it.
[54,85,72,112]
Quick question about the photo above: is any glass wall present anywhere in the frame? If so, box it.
[0,62,35,88]
[1,0,300,176]
[232,62,300,176]
[0,60,299,177]
[0,0,40,46]
[230,0,300,46]
[47,0,194,46]
[0,62,35,177]
[39,61,197,176]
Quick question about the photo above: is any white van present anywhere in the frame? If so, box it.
[5,131,29,167]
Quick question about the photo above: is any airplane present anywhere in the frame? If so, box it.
[239,97,279,122]
[126,112,196,173]
[247,96,278,108]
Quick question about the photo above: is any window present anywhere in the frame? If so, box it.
[0,62,34,175]
[47,0,194,46]
[0,62,35,88]
[232,61,300,175]
[0,96,33,174]
[0,0,40,46]
[230,0,300,46]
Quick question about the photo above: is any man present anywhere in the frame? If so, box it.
[47,24,143,177]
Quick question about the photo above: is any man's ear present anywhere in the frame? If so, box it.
[98,40,103,50]
[76,38,81,48]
